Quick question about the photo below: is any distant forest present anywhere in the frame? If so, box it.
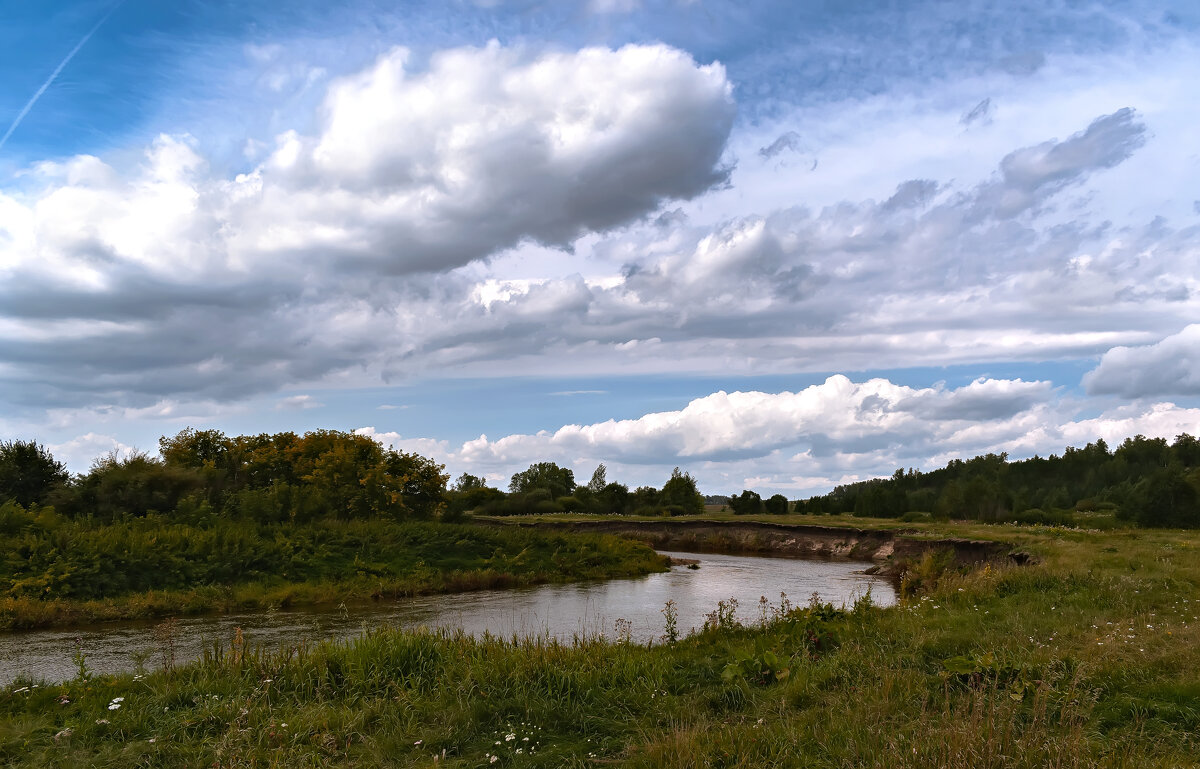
[792,434,1200,528]
[1,430,1199,529]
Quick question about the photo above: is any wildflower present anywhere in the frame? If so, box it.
[489,756,499,764]
[414,740,423,746]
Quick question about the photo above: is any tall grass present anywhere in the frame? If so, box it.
[0,520,668,629]
[3,522,1199,767]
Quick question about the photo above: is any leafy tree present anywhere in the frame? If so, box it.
[632,485,659,513]
[587,463,608,494]
[0,439,68,508]
[452,473,488,492]
[729,490,763,515]
[509,462,575,499]
[1123,467,1200,528]
[659,467,704,515]
[765,494,789,516]
[159,428,232,470]
[60,450,207,521]
[68,429,448,524]
[596,481,630,515]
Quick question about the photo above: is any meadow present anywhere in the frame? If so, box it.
[2,517,1197,768]
[0,512,667,630]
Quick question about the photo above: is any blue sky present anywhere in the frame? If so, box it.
[2,0,1199,494]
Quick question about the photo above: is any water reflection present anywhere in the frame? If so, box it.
[0,551,893,684]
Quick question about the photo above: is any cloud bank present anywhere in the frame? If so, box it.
[360,375,1200,494]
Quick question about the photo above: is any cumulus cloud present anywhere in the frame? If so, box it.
[1083,325,1200,397]
[258,42,734,271]
[358,376,1200,495]
[374,108,1181,382]
[450,375,1053,466]
[0,42,735,407]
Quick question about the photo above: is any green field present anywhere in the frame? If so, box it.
[0,515,668,630]
[3,518,1197,767]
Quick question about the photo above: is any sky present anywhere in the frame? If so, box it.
[1,0,1199,496]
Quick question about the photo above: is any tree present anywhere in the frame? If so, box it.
[159,428,232,469]
[509,462,575,499]
[0,439,69,508]
[659,467,704,515]
[596,481,630,515]
[765,493,788,516]
[587,463,608,494]
[453,473,488,492]
[729,490,763,515]
[1124,467,1200,528]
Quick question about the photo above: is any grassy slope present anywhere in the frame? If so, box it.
[0,521,669,630]
[1,517,1198,767]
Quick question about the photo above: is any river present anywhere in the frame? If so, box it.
[0,551,894,685]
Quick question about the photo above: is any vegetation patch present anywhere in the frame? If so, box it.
[2,523,1198,767]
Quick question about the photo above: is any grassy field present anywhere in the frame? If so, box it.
[0,520,668,630]
[2,518,1198,767]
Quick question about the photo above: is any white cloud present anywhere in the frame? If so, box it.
[0,42,735,407]
[276,394,323,410]
[1083,324,1200,397]
[355,375,1200,495]
[246,41,734,272]
[48,432,134,470]
[451,375,1053,465]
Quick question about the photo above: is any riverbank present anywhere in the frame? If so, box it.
[488,516,1018,569]
[0,520,669,631]
[2,520,1198,767]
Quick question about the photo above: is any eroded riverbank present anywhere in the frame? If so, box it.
[496,518,1021,575]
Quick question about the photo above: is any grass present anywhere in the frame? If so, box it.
[2,519,1199,767]
[0,521,669,630]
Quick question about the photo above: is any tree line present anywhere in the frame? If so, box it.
[793,433,1200,528]
[447,462,704,517]
[0,429,448,525]
[0,432,705,523]
[5,430,1199,529]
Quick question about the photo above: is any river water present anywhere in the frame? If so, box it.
[0,551,893,685]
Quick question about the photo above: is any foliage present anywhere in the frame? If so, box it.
[659,467,705,516]
[797,433,1200,528]
[451,473,488,492]
[587,463,608,493]
[729,489,764,515]
[57,429,449,524]
[509,462,575,498]
[764,493,788,516]
[0,439,68,508]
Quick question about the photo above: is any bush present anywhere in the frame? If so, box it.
[898,511,931,523]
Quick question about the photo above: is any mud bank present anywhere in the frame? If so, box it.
[502,519,1021,575]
